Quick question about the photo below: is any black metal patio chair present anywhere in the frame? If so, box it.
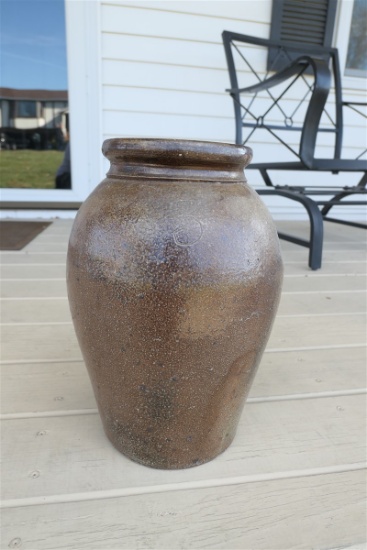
[222,31,367,269]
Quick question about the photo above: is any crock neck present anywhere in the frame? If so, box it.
[102,138,252,182]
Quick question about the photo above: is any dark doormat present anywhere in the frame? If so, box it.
[0,221,52,250]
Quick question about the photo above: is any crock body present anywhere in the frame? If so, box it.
[67,139,283,469]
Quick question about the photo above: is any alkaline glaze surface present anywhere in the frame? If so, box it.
[67,139,283,469]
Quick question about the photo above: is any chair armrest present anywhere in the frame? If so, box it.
[226,56,329,96]
[226,55,331,168]
[226,56,317,95]
[222,31,332,166]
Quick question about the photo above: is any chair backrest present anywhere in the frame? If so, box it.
[222,31,344,165]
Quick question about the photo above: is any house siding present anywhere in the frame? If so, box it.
[100,1,270,146]
[95,0,366,220]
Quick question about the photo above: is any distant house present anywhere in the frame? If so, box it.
[0,87,68,149]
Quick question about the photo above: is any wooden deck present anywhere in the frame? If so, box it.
[1,220,366,550]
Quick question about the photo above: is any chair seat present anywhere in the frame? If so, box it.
[249,159,367,172]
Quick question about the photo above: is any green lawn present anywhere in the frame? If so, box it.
[0,150,64,189]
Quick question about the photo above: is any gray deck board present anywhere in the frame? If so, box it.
[1,220,366,549]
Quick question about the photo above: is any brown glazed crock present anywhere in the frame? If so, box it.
[67,138,283,469]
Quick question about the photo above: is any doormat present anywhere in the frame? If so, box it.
[0,221,52,250]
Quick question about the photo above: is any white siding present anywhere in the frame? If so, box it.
[100,1,270,146]
[94,1,366,220]
[12,118,40,130]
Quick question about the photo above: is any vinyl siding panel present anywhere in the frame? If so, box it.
[98,1,366,220]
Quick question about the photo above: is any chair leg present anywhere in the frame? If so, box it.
[257,189,324,270]
[303,195,324,270]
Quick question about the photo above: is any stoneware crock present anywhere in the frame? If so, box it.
[67,138,283,469]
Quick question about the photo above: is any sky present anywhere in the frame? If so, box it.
[0,0,68,90]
